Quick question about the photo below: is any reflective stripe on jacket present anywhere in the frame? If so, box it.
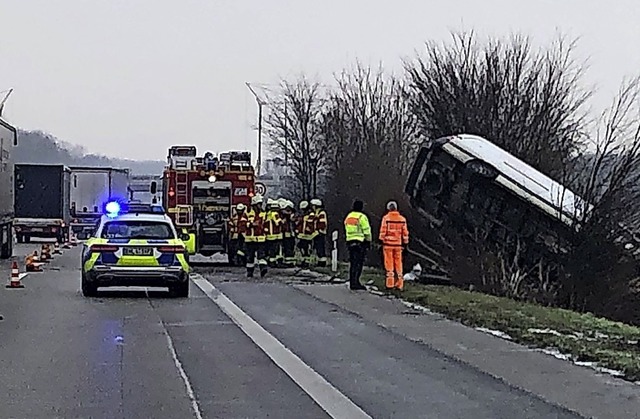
[379,210,409,246]
[264,210,283,240]
[314,209,327,235]
[297,213,316,240]
[245,209,266,243]
[344,211,372,242]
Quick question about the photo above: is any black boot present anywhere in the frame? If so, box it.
[260,266,268,278]
[247,267,254,278]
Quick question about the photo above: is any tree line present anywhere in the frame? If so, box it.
[261,30,640,325]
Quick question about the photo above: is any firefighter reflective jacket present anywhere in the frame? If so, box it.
[245,209,266,243]
[379,210,409,247]
[264,210,283,241]
[344,211,372,242]
[281,212,295,238]
[314,209,328,235]
[296,212,316,240]
[228,212,247,240]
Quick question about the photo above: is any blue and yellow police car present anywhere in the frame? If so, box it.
[81,201,191,297]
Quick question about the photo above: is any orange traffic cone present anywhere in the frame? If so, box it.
[6,261,24,288]
[25,251,43,272]
[40,244,51,262]
[53,242,61,255]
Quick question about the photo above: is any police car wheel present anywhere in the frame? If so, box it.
[81,278,98,297]
[170,282,189,298]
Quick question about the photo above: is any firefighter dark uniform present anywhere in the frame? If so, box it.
[264,199,283,267]
[280,199,296,267]
[245,195,268,278]
[228,203,247,266]
[311,199,328,267]
[296,200,315,267]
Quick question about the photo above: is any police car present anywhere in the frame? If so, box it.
[81,201,191,297]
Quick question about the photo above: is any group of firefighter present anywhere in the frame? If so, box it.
[227,194,328,278]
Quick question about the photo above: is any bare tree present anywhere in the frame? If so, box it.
[318,63,420,260]
[265,77,327,200]
[405,31,591,178]
[560,76,640,313]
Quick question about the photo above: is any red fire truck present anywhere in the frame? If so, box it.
[162,146,255,261]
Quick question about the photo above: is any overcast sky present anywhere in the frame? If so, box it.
[1,0,638,161]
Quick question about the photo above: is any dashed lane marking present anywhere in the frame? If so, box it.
[191,273,372,419]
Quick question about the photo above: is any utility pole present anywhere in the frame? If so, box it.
[245,83,267,176]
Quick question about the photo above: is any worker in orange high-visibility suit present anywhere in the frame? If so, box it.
[378,200,409,291]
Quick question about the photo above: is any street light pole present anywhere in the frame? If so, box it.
[245,82,267,176]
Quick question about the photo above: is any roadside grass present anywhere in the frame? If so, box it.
[313,263,640,382]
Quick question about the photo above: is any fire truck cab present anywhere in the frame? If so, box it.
[162,146,255,261]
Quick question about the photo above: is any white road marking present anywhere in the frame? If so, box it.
[161,319,204,419]
[18,273,28,281]
[191,273,372,419]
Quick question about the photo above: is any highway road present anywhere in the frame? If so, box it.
[0,241,586,418]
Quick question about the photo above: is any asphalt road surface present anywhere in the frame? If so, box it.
[0,241,582,419]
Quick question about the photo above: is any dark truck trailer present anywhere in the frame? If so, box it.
[0,116,18,258]
[14,164,71,243]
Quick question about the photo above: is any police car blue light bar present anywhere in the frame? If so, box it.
[105,201,121,218]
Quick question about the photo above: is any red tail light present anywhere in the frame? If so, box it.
[157,245,185,253]
[90,244,119,252]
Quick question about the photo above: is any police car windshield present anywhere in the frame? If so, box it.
[101,221,174,240]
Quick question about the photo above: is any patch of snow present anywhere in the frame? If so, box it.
[400,300,435,316]
[528,328,563,337]
[595,332,610,340]
[475,327,513,340]
[627,340,638,345]
[575,361,625,377]
[538,348,573,362]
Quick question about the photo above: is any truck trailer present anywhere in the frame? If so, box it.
[69,166,130,239]
[14,164,71,243]
[0,116,18,258]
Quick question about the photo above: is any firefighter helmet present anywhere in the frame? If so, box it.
[299,200,309,210]
[236,203,246,211]
[279,200,288,210]
[310,199,322,207]
[251,195,263,205]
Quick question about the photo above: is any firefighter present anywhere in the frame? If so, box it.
[296,200,315,267]
[227,203,246,266]
[280,199,296,267]
[379,200,409,291]
[310,198,328,267]
[245,195,268,278]
[235,203,248,265]
[264,199,283,267]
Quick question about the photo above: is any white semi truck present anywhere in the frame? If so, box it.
[69,166,130,239]
[0,113,18,258]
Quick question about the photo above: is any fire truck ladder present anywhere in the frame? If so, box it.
[175,205,193,226]
[176,172,189,205]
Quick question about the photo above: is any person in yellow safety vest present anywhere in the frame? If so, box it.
[295,200,315,267]
[244,194,268,278]
[264,198,283,267]
[279,199,296,267]
[344,199,372,290]
[228,203,247,266]
[310,198,328,267]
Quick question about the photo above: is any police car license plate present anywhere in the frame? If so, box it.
[123,247,153,256]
